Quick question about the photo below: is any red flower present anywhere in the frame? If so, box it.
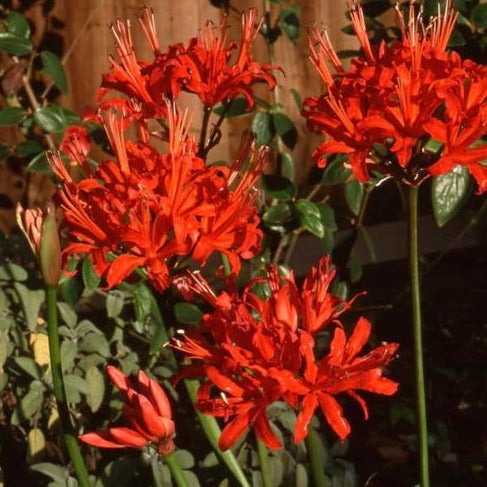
[79,366,175,455]
[60,125,91,162]
[303,0,487,191]
[50,104,265,291]
[172,257,398,449]
[294,318,398,443]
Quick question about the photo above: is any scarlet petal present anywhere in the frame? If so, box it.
[345,317,371,360]
[78,431,126,449]
[218,409,254,451]
[347,391,369,420]
[205,365,245,397]
[148,376,173,419]
[106,254,145,289]
[136,394,172,438]
[107,366,132,393]
[294,394,318,444]
[317,392,351,441]
[254,413,282,450]
[108,427,149,447]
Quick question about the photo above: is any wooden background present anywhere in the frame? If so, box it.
[1,0,359,232]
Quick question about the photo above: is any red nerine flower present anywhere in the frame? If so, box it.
[60,125,91,161]
[50,104,265,291]
[79,366,175,455]
[98,7,276,133]
[172,256,398,450]
[302,0,487,191]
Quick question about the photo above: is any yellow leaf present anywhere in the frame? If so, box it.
[47,404,59,431]
[27,428,45,463]
[29,333,50,368]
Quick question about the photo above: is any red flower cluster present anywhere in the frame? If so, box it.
[172,257,398,450]
[303,0,487,191]
[98,7,276,133]
[80,366,175,455]
[50,107,265,291]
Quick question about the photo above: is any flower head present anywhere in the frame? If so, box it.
[172,257,398,450]
[79,366,175,455]
[303,0,487,191]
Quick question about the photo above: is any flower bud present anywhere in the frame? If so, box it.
[16,202,62,286]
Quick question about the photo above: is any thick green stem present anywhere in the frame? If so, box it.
[46,286,90,487]
[408,186,430,487]
[256,438,272,487]
[305,428,327,487]
[162,452,190,487]
[185,380,250,487]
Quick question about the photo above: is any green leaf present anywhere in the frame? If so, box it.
[85,366,105,412]
[17,140,43,157]
[322,155,352,184]
[0,262,28,281]
[251,112,274,146]
[262,174,297,201]
[57,302,77,328]
[431,165,471,227]
[272,113,298,149]
[26,151,52,174]
[213,98,250,117]
[82,258,100,292]
[41,50,68,93]
[31,463,69,483]
[20,386,44,419]
[10,356,41,380]
[174,302,203,325]
[0,107,26,126]
[0,32,32,55]
[13,282,44,331]
[290,88,302,109]
[294,199,325,238]
[80,333,110,357]
[448,29,466,47]
[263,202,293,225]
[472,4,487,28]
[33,107,65,133]
[106,291,124,318]
[7,11,31,39]
[279,152,295,181]
[316,203,337,231]
[0,333,8,368]
[279,5,301,42]
[173,449,195,469]
[345,179,365,215]
[0,143,9,160]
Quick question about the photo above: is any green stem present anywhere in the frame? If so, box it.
[162,452,190,487]
[408,186,430,487]
[185,380,251,487]
[256,438,272,487]
[305,428,327,487]
[46,286,90,487]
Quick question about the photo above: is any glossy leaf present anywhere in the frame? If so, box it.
[0,107,26,126]
[174,302,203,325]
[431,165,471,227]
[41,50,68,93]
[26,152,51,174]
[273,113,298,149]
[294,199,325,238]
[7,12,30,39]
[263,202,293,225]
[252,112,274,146]
[213,98,250,117]
[345,179,365,215]
[17,140,43,157]
[0,32,32,56]
[33,107,65,133]
[279,5,301,42]
[322,155,352,184]
[262,174,297,201]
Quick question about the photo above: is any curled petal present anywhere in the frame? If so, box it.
[317,392,351,441]
[294,394,318,444]
[79,431,126,449]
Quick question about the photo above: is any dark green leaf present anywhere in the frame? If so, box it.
[294,199,325,238]
[213,98,250,117]
[316,203,337,231]
[174,302,203,325]
[345,179,365,215]
[263,202,293,225]
[362,0,391,17]
[251,112,274,146]
[322,155,351,184]
[134,283,152,322]
[279,5,301,42]
[448,29,466,47]
[26,152,51,174]
[0,107,26,126]
[33,107,65,133]
[82,258,100,292]
[279,152,295,181]
[17,140,43,157]
[472,4,487,28]
[7,12,30,39]
[272,113,297,149]
[41,50,68,93]
[431,165,471,227]
[0,32,32,55]
[0,143,9,160]
[262,174,297,201]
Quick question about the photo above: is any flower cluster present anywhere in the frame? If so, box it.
[172,257,398,450]
[80,366,175,455]
[50,107,266,291]
[98,8,276,133]
[303,0,487,191]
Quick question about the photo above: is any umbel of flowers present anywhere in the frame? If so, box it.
[303,0,487,191]
[172,257,398,450]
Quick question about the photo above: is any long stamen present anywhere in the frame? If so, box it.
[349,1,375,63]
[138,7,160,53]
[103,110,130,175]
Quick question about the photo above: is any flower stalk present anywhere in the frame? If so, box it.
[305,427,328,487]
[47,286,90,487]
[256,438,272,487]
[408,185,430,487]
[162,452,190,487]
